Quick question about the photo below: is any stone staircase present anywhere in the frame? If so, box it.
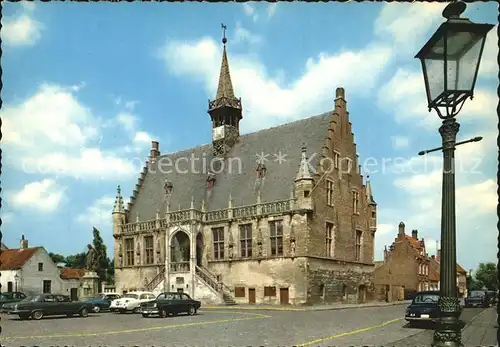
[146,265,165,292]
[195,265,237,305]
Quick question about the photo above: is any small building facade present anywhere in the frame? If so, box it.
[373,222,430,300]
[429,251,468,298]
[112,35,379,305]
[0,236,83,298]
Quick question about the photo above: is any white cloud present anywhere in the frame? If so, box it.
[76,196,115,228]
[374,3,446,57]
[391,136,409,150]
[478,25,498,77]
[9,179,65,212]
[0,83,143,180]
[159,38,392,132]
[242,4,259,23]
[234,23,262,45]
[267,3,278,19]
[1,13,42,47]
[377,223,394,235]
[21,1,36,11]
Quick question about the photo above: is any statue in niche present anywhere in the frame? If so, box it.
[290,239,296,257]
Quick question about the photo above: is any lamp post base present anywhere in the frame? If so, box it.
[432,297,463,347]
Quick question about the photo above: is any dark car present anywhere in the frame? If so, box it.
[84,293,121,313]
[0,292,27,312]
[465,290,489,308]
[139,292,201,318]
[6,293,90,320]
[486,291,497,305]
[405,291,444,326]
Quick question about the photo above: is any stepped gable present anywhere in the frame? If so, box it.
[129,113,332,221]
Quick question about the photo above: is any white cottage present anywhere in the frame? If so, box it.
[0,236,82,299]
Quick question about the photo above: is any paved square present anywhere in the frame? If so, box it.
[0,306,486,346]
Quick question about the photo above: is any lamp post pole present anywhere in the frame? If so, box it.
[414,2,493,345]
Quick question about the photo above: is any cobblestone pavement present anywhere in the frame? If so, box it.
[0,306,486,346]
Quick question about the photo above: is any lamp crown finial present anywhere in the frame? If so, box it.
[442,1,466,19]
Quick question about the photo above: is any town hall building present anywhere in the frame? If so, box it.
[112,33,379,305]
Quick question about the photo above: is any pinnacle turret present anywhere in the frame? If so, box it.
[295,143,313,181]
[113,185,125,214]
[365,175,376,205]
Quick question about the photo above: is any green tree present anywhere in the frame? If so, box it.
[467,274,482,291]
[48,252,66,265]
[65,252,86,269]
[474,262,497,291]
[92,227,110,286]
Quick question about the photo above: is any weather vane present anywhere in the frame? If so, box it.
[221,23,227,44]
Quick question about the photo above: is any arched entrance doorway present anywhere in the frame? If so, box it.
[358,285,366,303]
[170,230,190,273]
[196,233,204,267]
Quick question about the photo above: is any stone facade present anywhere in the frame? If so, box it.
[373,223,430,300]
[112,38,378,306]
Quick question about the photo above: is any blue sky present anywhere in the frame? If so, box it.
[1,1,497,271]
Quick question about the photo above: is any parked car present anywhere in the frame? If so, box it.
[84,293,121,313]
[0,292,27,312]
[140,292,201,318]
[5,293,89,320]
[405,290,444,326]
[109,291,156,313]
[486,291,497,305]
[465,290,489,308]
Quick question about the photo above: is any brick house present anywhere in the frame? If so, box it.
[374,222,430,300]
[112,37,379,306]
[429,250,468,297]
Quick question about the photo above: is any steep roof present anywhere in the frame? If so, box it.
[0,247,41,270]
[129,113,332,221]
[60,268,86,280]
[405,235,423,250]
[429,264,440,282]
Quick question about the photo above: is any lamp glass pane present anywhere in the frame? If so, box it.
[446,31,485,92]
[424,57,445,103]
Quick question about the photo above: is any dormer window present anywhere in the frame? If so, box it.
[207,172,216,189]
[256,163,267,179]
[164,180,173,195]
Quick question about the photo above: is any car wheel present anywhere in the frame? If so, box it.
[142,313,150,318]
[93,305,101,313]
[32,310,44,320]
[119,309,126,314]
[132,307,140,313]
[159,308,168,318]
[66,313,74,318]
[19,314,29,320]
[187,305,196,316]
[80,308,89,317]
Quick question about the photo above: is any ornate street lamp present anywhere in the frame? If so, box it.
[414,2,493,347]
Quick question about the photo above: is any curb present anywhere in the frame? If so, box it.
[204,301,411,312]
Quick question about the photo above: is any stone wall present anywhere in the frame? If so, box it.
[306,257,376,304]
[114,266,162,294]
[207,257,307,305]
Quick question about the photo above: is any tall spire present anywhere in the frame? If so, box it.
[216,24,235,99]
[295,143,313,181]
[113,185,125,214]
[365,175,376,205]
[208,23,243,157]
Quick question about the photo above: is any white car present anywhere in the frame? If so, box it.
[109,291,156,313]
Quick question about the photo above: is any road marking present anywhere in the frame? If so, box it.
[205,305,307,311]
[296,317,404,346]
[0,311,271,341]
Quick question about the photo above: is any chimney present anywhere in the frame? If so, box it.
[20,235,28,249]
[412,229,418,239]
[437,249,441,262]
[150,141,160,163]
[398,221,405,236]
[384,245,388,259]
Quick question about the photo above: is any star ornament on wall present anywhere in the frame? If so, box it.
[255,151,269,164]
[273,151,287,164]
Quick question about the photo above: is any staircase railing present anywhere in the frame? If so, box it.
[195,265,233,295]
[146,265,165,291]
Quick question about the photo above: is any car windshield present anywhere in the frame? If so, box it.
[413,294,439,304]
[124,294,138,299]
[21,296,39,302]
[470,291,485,297]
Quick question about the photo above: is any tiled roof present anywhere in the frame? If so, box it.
[405,235,423,249]
[456,264,467,274]
[60,268,86,279]
[129,113,333,220]
[0,247,40,270]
